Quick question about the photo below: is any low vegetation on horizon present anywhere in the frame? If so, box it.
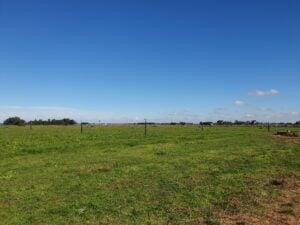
[2,116,300,127]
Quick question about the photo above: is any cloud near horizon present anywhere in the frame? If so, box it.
[0,106,138,123]
[0,105,299,123]
[248,89,279,97]
[234,100,245,106]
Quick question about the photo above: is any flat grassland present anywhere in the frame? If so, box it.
[0,125,299,225]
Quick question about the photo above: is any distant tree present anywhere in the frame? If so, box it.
[201,122,213,126]
[216,120,224,125]
[295,121,300,125]
[179,122,186,125]
[3,117,26,126]
[62,118,76,125]
[223,121,233,125]
[234,120,245,125]
[29,118,77,125]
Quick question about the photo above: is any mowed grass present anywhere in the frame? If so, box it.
[0,125,299,224]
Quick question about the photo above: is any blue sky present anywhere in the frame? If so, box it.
[0,0,299,123]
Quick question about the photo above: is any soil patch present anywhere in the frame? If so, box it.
[216,176,300,225]
[273,135,300,144]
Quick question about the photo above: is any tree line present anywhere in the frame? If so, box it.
[1,116,300,126]
[2,117,76,126]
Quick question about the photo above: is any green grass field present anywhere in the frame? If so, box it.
[0,125,299,224]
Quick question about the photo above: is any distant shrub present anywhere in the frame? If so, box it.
[30,118,77,125]
[3,117,26,126]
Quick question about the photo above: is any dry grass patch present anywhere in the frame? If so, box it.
[216,175,300,225]
[273,135,300,144]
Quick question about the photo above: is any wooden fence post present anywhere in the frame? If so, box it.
[144,119,147,137]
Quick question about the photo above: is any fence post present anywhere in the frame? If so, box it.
[144,119,147,137]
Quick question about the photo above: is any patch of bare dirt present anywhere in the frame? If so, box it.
[104,179,131,189]
[273,135,300,144]
[216,176,300,225]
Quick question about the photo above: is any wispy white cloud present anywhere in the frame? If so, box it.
[234,100,245,106]
[165,109,200,122]
[200,107,300,123]
[1,105,299,123]
[0,106,140,123]
[291,112,300,116]
[239,109,300,122]
[244,113,254,118]
[248,89,279,97]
